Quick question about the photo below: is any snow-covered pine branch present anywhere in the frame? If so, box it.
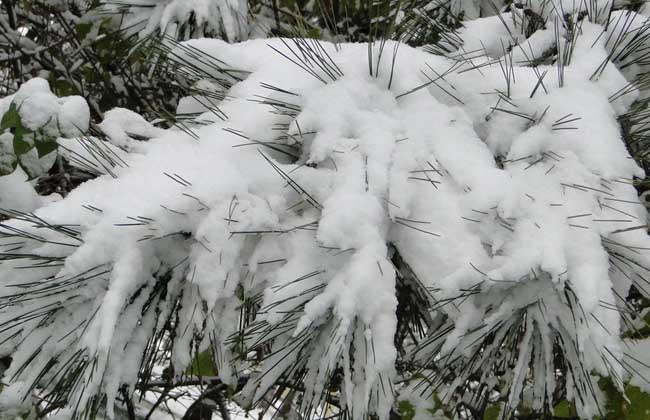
[1,1,650,419]
[98,0,249,41]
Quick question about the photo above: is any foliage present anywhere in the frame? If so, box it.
[1,0,650,420]
[1,102,61,178]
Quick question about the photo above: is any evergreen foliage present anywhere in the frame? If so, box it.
[1,0,650,419]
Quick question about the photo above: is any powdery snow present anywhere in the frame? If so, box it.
[1,7,650,419]
[0,79,89,213]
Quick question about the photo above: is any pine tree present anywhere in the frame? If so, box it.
[1,0,650,419]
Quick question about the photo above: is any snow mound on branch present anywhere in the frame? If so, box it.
[13,78,90,138]
[1,12,650,418]
[0,78,89,212]
[0,168,42,212]
[98,108,167,150]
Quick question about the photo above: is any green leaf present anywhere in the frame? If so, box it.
[484,404,502,420]
[75,22,93,40]
[34,139,58,158]
[553,400,572,418]
[98,16,114,32]
[16,157,37,180]
[186,351,216,377]
[34,131,58,158]
[16,150,55,180]
[13,133,29,155]
[13,127,32,155]
[1,103,20,130]
[597,377,650,419]
[397,400,416,420]
[51,78,78,97]
[624,384,650,420]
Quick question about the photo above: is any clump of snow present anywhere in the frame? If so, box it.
[58,96,91,138]
[13,78,90,137]
[99,108,166,151]
[100,0,248,41]
[1,8,650,419]
[0,78,90,212]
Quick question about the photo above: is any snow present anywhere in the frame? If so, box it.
[1,6,650,419]
[13,78,89,137]
[57,95,91,138]
[99,108,167,151]
[100,0,249,41]
[0,133,15,175]
[0,79,88,212]
[0,167,44,212]
[624,338,650,392]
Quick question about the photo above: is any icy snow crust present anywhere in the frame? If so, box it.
[1,10,650,418]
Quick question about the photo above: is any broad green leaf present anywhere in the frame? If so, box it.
[186,350,216,377]
[13,127,32,155]
[16,150,55,180]
[75,22,93,40]
[34,131,58,158]
[51,78,78,97]
[34,140,58,158]
[553,400,572,418]
[1,103,20,130]
[484,404,502,420]
[624,385,650,420]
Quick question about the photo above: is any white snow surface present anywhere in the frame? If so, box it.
[1,8,650,419]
